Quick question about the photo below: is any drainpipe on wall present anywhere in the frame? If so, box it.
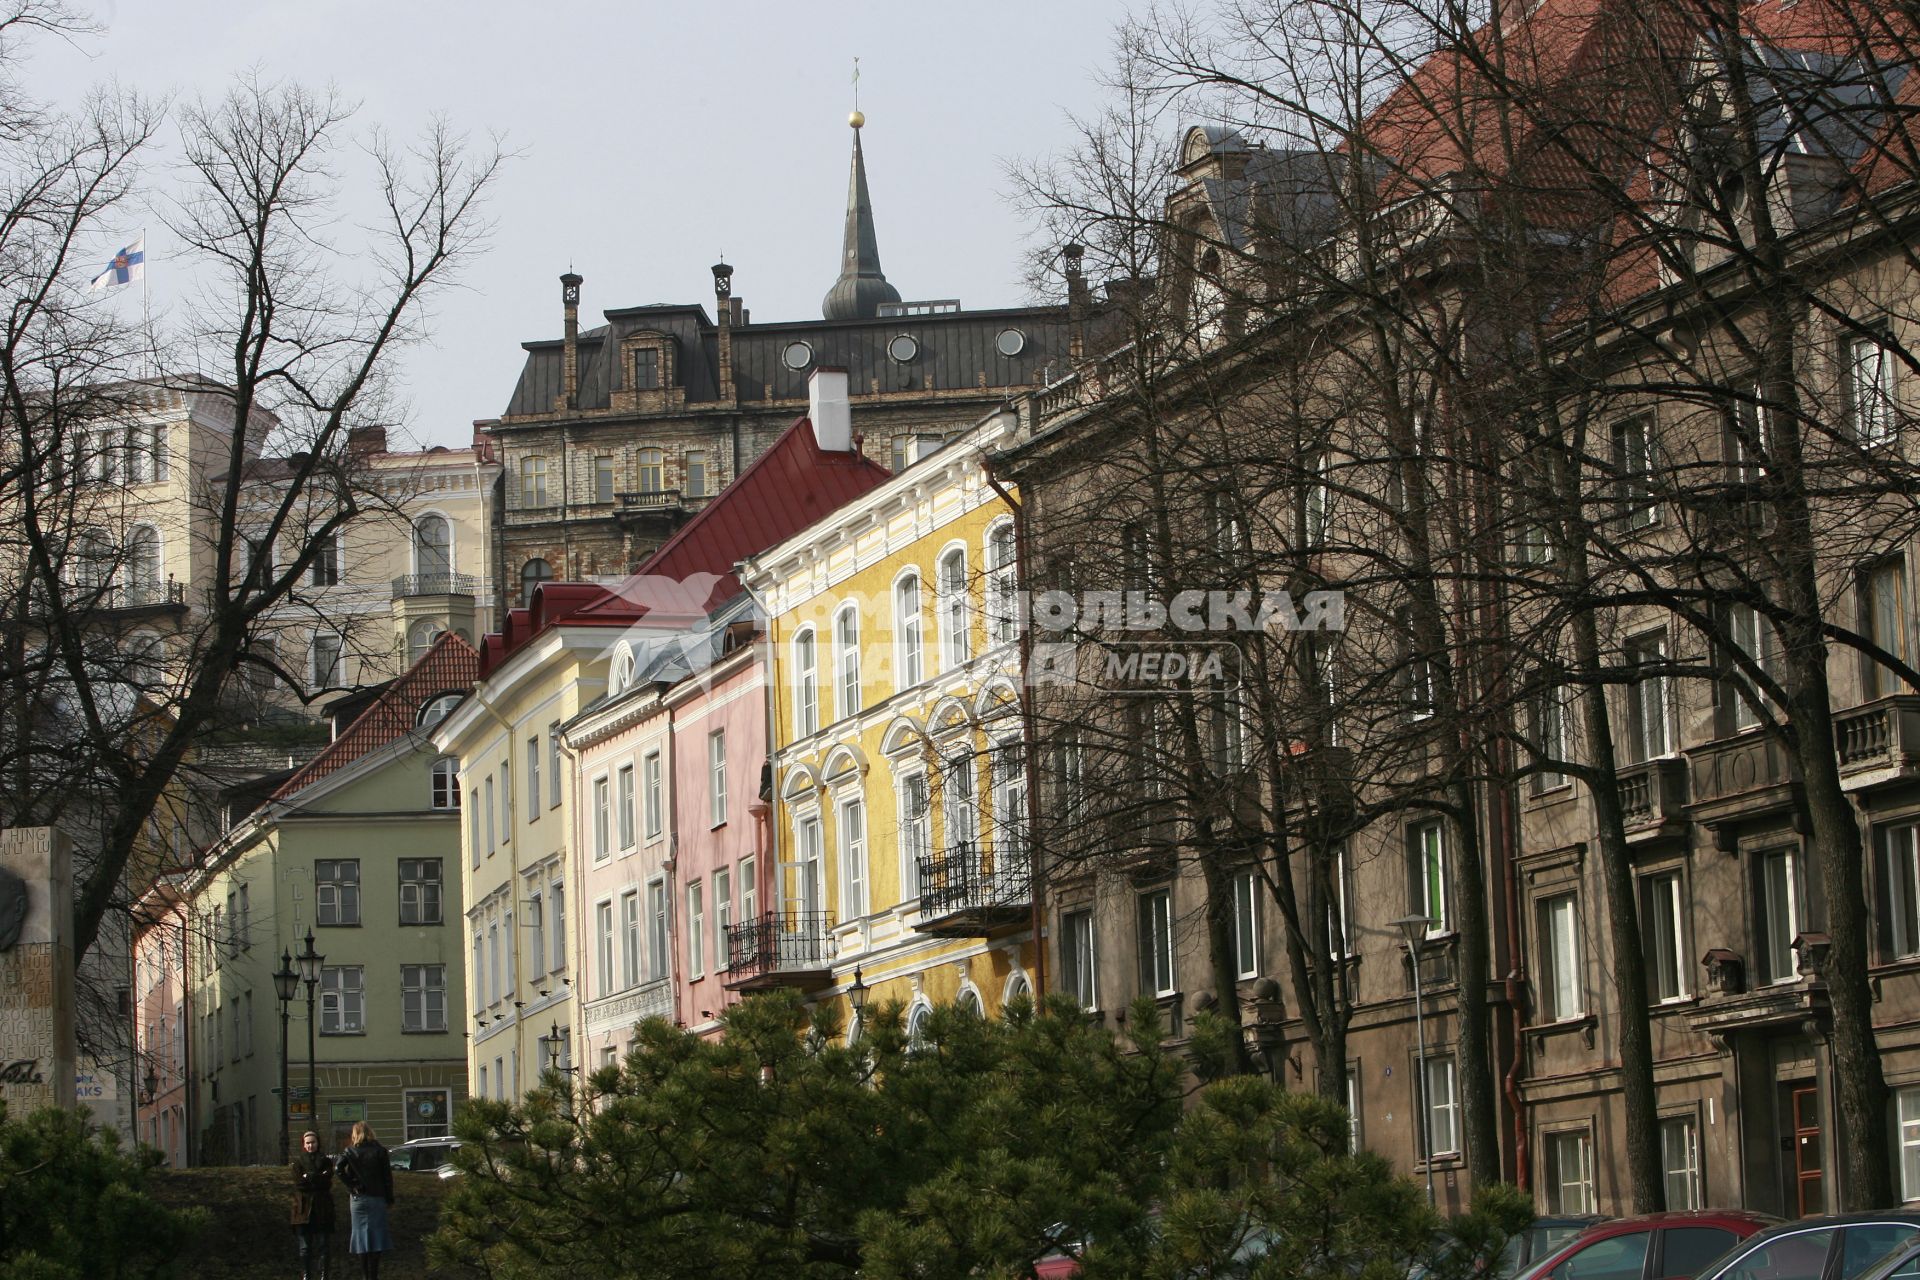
[981,434,1046,999]
[743,575,788,987]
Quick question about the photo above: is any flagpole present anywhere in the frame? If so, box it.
[141,228,153,381]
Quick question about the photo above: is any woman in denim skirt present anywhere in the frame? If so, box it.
[334,1120,395,1279]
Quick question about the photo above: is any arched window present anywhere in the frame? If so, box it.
[127,525,161,587]
[794,627,818,737]
[520,558,553,606]
[906,1001,932,1050]
[417,693,464,728]
[986,521,1017,646]
[430,757,461,810]
[835,605,861,719]
[125,630,162,690]
[1193,246,1226,343]
[956,988,984,1019]
[73,528,112,590]
[1004,973,1033,1014]
[939,548,970,668]
[408,621,443,664]
[413,514,452,581]
[610,642,636,696]
[895,574,924,689]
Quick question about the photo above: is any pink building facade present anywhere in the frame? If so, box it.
[132,882,192,1167]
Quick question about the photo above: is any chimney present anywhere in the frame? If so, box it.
[559,272,583,411]
[808,366,852,452]
[345,425,387,459]
[1063,243,1090,361]
[712,261,736,404]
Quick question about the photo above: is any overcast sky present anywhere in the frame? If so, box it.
[22,0,1128,447]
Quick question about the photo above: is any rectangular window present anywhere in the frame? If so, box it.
[311,633,342,690]
[1423,1054,1459,1158]
[1848,331,1896,444]
[1881,824,1920,961]
[592,776,611,861]
[1759,848,1803,985]
[433,759,460,811]
[550,881,566,973]
[1062,909,1097,1010]
[1305,452,1331,545]
[644,752,663,839]
[897,576,924,688]
[1864,558,1911,699]
[319,966,364,1034]
[309,534,340,587]
[1232,870,1261,980]
[638,448,663,493]
[596,901,615,997]
[527,893,544,980]
[795,630,819,736]
[992,739,1026,863]
[687,881,706,979]
[1731,382,1771,481]
[401,964,446,1032]
[499,760,510,841]
[1410,822,1448,935]
[404,1088,451,1142]
[470,931,483,1012]
[1898,1087,1920,1202]
[548,724,562,808]
[1536,892,1583,1022]
[526,738,540,821]
[840,798,867,920]
[714,867,732,972]
[241,991,253,1057]
[617,765,636,849]
[900,772,930,900]
[1531,694,1568,794]
[486,924,499,1005]
[1662,1115,1703,1210]
[1625,632,1672,763]
[1402,609,1434,721]
[1725,603,1776,731]
[685,450,708,498]
[594,454,616,504]
[739,855,757,925]
[836,609,861,718]
[1543,1130,1595,1214]
[398,859,442,926]
[1612,414,1659,528]
[1137,888,1175,997]
[1641,871,1689,1001]
[484,775,496,852]
[709,731,727,827]
[520,456,548,507]
[316,860,360,927]
[647,881,669,980]
[621,891,640,989]
[1328,845,1354,957]
[633,348,660,391]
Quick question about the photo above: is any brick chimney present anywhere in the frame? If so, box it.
[712,261,735,404]
[559,271,583,411]
[1063,243,1090,361]
[808,366,852,452]
[345,425,387,459]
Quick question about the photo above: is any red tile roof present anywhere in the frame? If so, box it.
[272,632,480,799]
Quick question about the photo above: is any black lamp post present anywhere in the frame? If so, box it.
[847,966,867,1044]
[295,929,323,1147]
[543,1021,563,1073]
[272,949,299,1163]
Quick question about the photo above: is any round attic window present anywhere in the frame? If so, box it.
[995,328,1026,357]
[782,340,814,371]
[887,334,919,363]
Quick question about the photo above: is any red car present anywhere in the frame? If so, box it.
[1517,1212,1780,1280]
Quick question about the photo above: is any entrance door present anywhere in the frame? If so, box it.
[1791,1086,1824,1216]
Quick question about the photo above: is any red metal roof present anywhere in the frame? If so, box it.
[578,415,893,620]
[272,632,480,799]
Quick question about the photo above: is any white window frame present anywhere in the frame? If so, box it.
[1625,631,1673,762]
[596,899,616,998]
[709,730,728,828]
[1232,869,1261,980]
[621,890,640,989]
[617,764,636,850]
[1543,1129,1595,1214]
[986,519,1018,646]
[1882,823,1920,961]
[1422,1053,1459,1158]
[687,881,706,979]
[899,770,929,901]
[1759,848,1803,985]
[1662,1114,1703,1209]
[1411,821,1449,936]
[794,627,819,737]
[319,966,365,1035]
[1061,908,1097,1011]
[835,605,861,720]
[644,750,663,840]
[896,573,924,689]
[1138,887,1175,997]
[1849,329,1897,445]
[938,546,970,670]
[1537,891,1583,1022]
[592,776,611,862]
[400,964,446,1033]
[839,796,867,921]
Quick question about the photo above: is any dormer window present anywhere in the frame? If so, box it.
[622,332,672,393]
[633,348,659,391]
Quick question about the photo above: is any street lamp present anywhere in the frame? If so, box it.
[847,966,867,1043]
[272,949,299,1164]
[1392,914,1437,1208]
[295,929,323,1148]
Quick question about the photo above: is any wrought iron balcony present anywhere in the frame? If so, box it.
[722,910,835,992]
[80,579,187,615]
[914,841,1031,937]
[392,572,476,599]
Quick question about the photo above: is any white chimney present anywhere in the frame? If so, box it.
[808,366,852,453]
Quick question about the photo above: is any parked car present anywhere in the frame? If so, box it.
[1497,1216,1609,1280]
[389,1135,461,1173]
[1516,1211,1778,1280]
[1691,1213,1920,1280]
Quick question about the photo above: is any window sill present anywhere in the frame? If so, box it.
[316,923,362,929]
[1526,1013,1597,1047]
[1417,1153,1465,1172]
[401,1028,450,1036]
[319,1030,366,1037]
[398,919,445,928]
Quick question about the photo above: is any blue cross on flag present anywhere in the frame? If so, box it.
[89,237,145,291]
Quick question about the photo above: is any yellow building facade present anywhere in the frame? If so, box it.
[742,409,1033,1034]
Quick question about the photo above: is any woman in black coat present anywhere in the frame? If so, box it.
[289,1130,336,1280]
[335,1121,395,1280]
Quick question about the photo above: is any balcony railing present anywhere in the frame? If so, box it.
[1836,695,1920,771]
[616,489,683,511]
[1614,758,1688,837]
[914,841,1031,936]
[392,572,477,599]
[114,579,186,610]
[722,910,835,991]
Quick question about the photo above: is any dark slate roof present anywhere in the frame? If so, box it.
[500,303,1073,418]
[822,125,902,320]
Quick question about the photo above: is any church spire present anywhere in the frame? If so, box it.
[821,111,901,320]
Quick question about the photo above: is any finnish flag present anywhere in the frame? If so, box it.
[89,238,145,291]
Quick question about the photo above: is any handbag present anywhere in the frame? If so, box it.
[289,1191,312,1227]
